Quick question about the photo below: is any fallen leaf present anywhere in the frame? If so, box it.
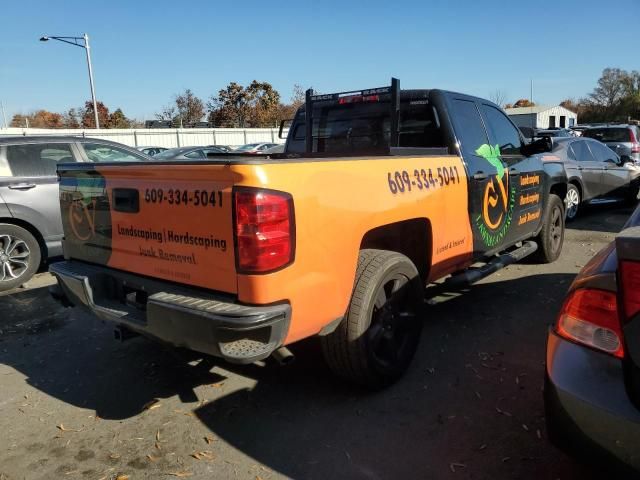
[522,424,529,432]
[147,454,159,462]
[115,475,130,480]
[143,399,161,411]
[204,436,215,444]
[478,444,487,450]
[156,430,161,441]
[167,472,193,478]
[57,424,81,432]
[109,453,121,460]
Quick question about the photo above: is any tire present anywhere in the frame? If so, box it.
[0,223,41,292]
[531,194,565,264]
[565,184,580,221]
[320,249,424,389]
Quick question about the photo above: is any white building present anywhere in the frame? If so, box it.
[504,105,578,130]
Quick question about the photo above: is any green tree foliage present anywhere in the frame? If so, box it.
[561,68,640,123]
[108,108,133,128]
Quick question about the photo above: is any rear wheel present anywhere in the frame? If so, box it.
[0,224,41,292]
[320,249,424,389]
[565,184,580,221]
[532,194,564,264]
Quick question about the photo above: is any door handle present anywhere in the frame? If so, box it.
[577,166,583,171]
[472,172,488,180]
[8,183,36,190]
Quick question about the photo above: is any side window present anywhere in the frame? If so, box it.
[6,143,75,177]
[83,143,144,162]
[588,141,618,163]
[449,99,490,157]
[571,141,597,162]
[479,105,522,155]
[567,144,577,161]
[398,103,445,148]
[184,150,204,159]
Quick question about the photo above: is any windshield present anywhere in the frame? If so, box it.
[583,128,630,143]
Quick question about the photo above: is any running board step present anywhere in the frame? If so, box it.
[443,241,538,288]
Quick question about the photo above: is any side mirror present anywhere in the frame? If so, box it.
[520,136,552,157]
[278,119,293,139]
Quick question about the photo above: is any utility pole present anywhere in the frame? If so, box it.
[0,101,7,128]
[40,33,100,128]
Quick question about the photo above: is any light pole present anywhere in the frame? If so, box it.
[40,34,99,129]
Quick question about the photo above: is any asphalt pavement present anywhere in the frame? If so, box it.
[0,205,633,480]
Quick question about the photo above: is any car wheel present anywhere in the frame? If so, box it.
[532,194,565,264]
[565,184,580,221]
[0,224,41,292]
[320,249,423,389]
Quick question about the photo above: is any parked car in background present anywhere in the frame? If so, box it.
[550,137,640,220]
[583,125,640,164]
[233,143,279,154]
[209,145,232,153]
[535,128,575,139]
[0,136,151,291]
[263,144,284,154]
[135,146,168,156]
[152,145,228,161]
[545,205,640,474]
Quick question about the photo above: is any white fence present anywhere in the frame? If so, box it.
[0,127,285,148]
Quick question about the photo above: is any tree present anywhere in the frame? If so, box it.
[108,108,132,128]
[489,89,507,107]
[10,110,63,128]
[155,104,177,122]
[82,101,110,128]
[10,114,28,128]
[62,108,81,128]
[208,82,252,127]
[512,98,535,108]
[290,84,306,109]
[246,80,281,127]
[174,89,205,125]
[589,68,628,110]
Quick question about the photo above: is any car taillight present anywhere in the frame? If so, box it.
[628,130,640,153]
[234,188,294,273]
[556,288,624,358]
[620,260,640,320]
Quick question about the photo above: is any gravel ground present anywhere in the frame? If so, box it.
[0,205,633,480]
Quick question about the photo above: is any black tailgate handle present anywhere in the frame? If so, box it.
[113,188,139,213]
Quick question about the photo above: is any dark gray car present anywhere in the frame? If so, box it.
[545,205,640,474]
[152,145,228,161]
[550,137,640,220]
[0,136,150,291]
[583,125,640,164]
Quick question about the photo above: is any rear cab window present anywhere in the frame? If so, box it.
[4,142,76,177]
[287,93,446,155]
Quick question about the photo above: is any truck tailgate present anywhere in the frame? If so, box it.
[58,163,237,293]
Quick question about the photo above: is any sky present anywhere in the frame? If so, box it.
[1,0,638,123]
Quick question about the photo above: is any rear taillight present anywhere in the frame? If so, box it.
[620,260,640,320]
[234,188,294,273]
[629,130,640,153]
[556,288,624,358]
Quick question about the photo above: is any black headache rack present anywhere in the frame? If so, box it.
[302,77,448,158]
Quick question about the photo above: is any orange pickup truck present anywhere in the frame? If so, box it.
[50,79,568,388]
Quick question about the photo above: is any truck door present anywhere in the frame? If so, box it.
[478,103,544,246]
[447,97,502,256]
